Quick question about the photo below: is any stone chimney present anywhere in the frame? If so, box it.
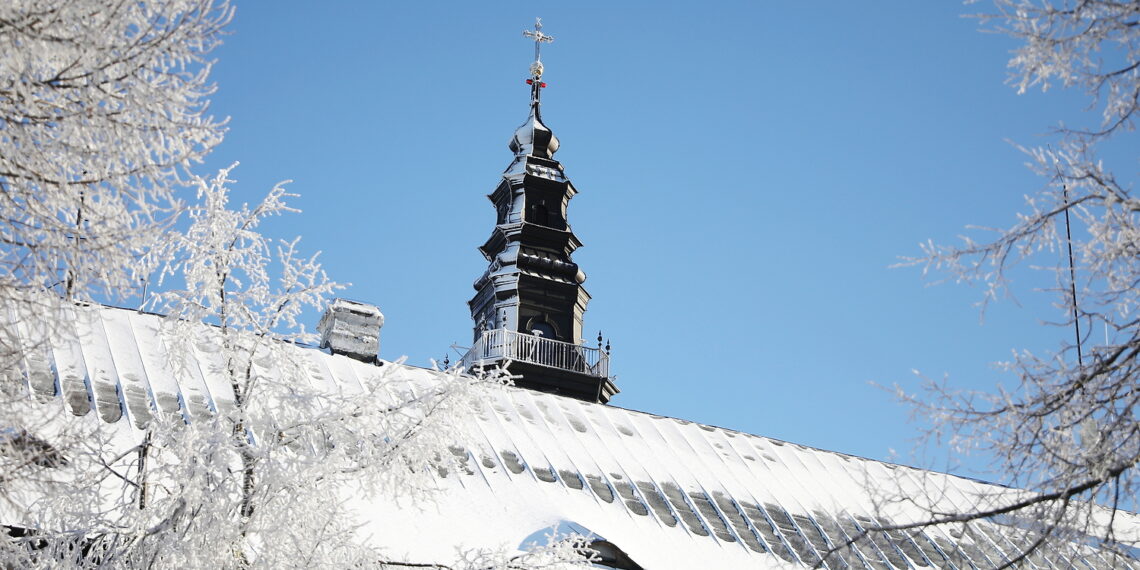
[317,299,384,363]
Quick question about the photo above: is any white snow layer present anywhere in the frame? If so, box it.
[3,302,1138,569]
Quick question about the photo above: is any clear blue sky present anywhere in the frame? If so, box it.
[198,1,1104,480]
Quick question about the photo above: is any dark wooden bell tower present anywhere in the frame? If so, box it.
[463,19,617,404]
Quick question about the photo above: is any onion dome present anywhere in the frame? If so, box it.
[509,100,560,158]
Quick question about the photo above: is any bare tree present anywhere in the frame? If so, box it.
[0,3,595,565]
[0,0,230,305]
[0,0,232,558]
[890,0,1140,565]
[1,167,597,568]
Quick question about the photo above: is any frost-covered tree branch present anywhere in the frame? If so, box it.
[891,0,1140,564]
[985,0,1140,138]
[0,0,231,306]
[0,166,550,569]
[0,1,583,568]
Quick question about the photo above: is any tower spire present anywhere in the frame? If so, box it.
[462,19,618,404]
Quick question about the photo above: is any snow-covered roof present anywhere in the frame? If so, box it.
[4,302,1138,569]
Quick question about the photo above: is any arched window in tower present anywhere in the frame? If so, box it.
[528,201,550,226]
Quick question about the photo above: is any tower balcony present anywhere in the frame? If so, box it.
[462,328,609,379]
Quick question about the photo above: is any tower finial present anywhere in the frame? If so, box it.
[523,17,554,80]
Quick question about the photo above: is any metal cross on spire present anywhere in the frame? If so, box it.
[523,17,554,79]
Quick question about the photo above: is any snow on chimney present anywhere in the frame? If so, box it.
[317,299,384,363]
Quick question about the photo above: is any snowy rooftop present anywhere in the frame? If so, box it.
[4,302,1138,569]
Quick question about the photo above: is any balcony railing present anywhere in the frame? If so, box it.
[461,329,609,378]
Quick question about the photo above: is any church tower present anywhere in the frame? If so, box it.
[463,19,618,404]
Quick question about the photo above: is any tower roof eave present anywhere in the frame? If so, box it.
[480,224,583,259]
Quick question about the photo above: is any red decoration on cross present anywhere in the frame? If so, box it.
[525,79,548,88]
